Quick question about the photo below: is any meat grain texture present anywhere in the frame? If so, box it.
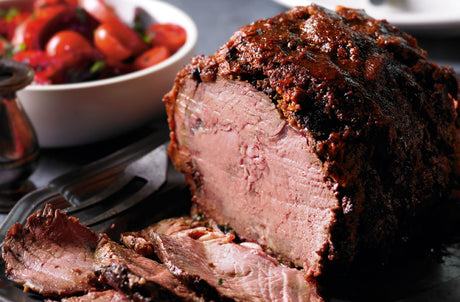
[2,206,205,302]
[123,216,323,302]
[94,234,203,302]
[2,204,322,301]
[164,4,460,276]
[2,205,98,296]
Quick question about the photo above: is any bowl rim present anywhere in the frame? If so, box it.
[20,0,198,92]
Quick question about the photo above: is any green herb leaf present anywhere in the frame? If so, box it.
[5,8,20,22]
[218,278,224,285]
[12,43,27,55]
[90,60,106,74]
[141,34,151,44]
[133,11,151,44]
[133,16,144,34]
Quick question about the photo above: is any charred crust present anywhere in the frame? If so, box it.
[96,263,182,302]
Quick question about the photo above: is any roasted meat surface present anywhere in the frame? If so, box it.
[121,216,229,257]
[123,217,233,301]
[2,204,98,296]
[2,206,202,302]
[164,4,459,276]
[123,216,323,302]
[2,203,322,301]
[94,234,203,302]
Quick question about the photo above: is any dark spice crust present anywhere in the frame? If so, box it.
[166,5,459,269]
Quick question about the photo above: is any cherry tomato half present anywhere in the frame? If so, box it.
[105,18,148,56]
[146,23,186,53]
[94,19,148,60]
[13,4,98,51]
[46,30,93,57]
[12,17,48,50]
[36,4,99,49]
[94,23,131,61]
[134,45,170,70]
[46,30,101,76]
[12,4,69,50]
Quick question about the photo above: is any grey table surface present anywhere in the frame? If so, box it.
[2,1,460,301]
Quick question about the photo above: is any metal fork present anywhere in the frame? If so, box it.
[0,132,169,244]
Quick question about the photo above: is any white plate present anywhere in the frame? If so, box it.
[273,0,460,35]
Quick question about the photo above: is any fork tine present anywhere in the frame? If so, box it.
[79,143,168,227]
[61,171,126,206]
[64,172,132,215]
[81,181,157,227]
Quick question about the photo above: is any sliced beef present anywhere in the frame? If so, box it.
[153,233,323,302]
[121,230,155,257]
[121,216,231,256]
[127,217,322,302]
[164,4,459,276]
[48,289,132,302]
[94,234,203,302]
[2,204,98,296]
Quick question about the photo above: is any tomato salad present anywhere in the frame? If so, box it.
[0,0,187,84]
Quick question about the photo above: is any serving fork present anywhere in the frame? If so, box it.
[0,131,170,245]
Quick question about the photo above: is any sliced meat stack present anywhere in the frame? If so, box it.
[164,4,459,275]
[3,205,321,301]
[122,216,322,302]
[94,234,203,302]
[2,205,98,296]
[2,206,202,301]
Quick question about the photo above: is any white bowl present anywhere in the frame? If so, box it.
[3,0,197,147]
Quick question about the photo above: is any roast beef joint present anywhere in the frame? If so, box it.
[165,4,459,276]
